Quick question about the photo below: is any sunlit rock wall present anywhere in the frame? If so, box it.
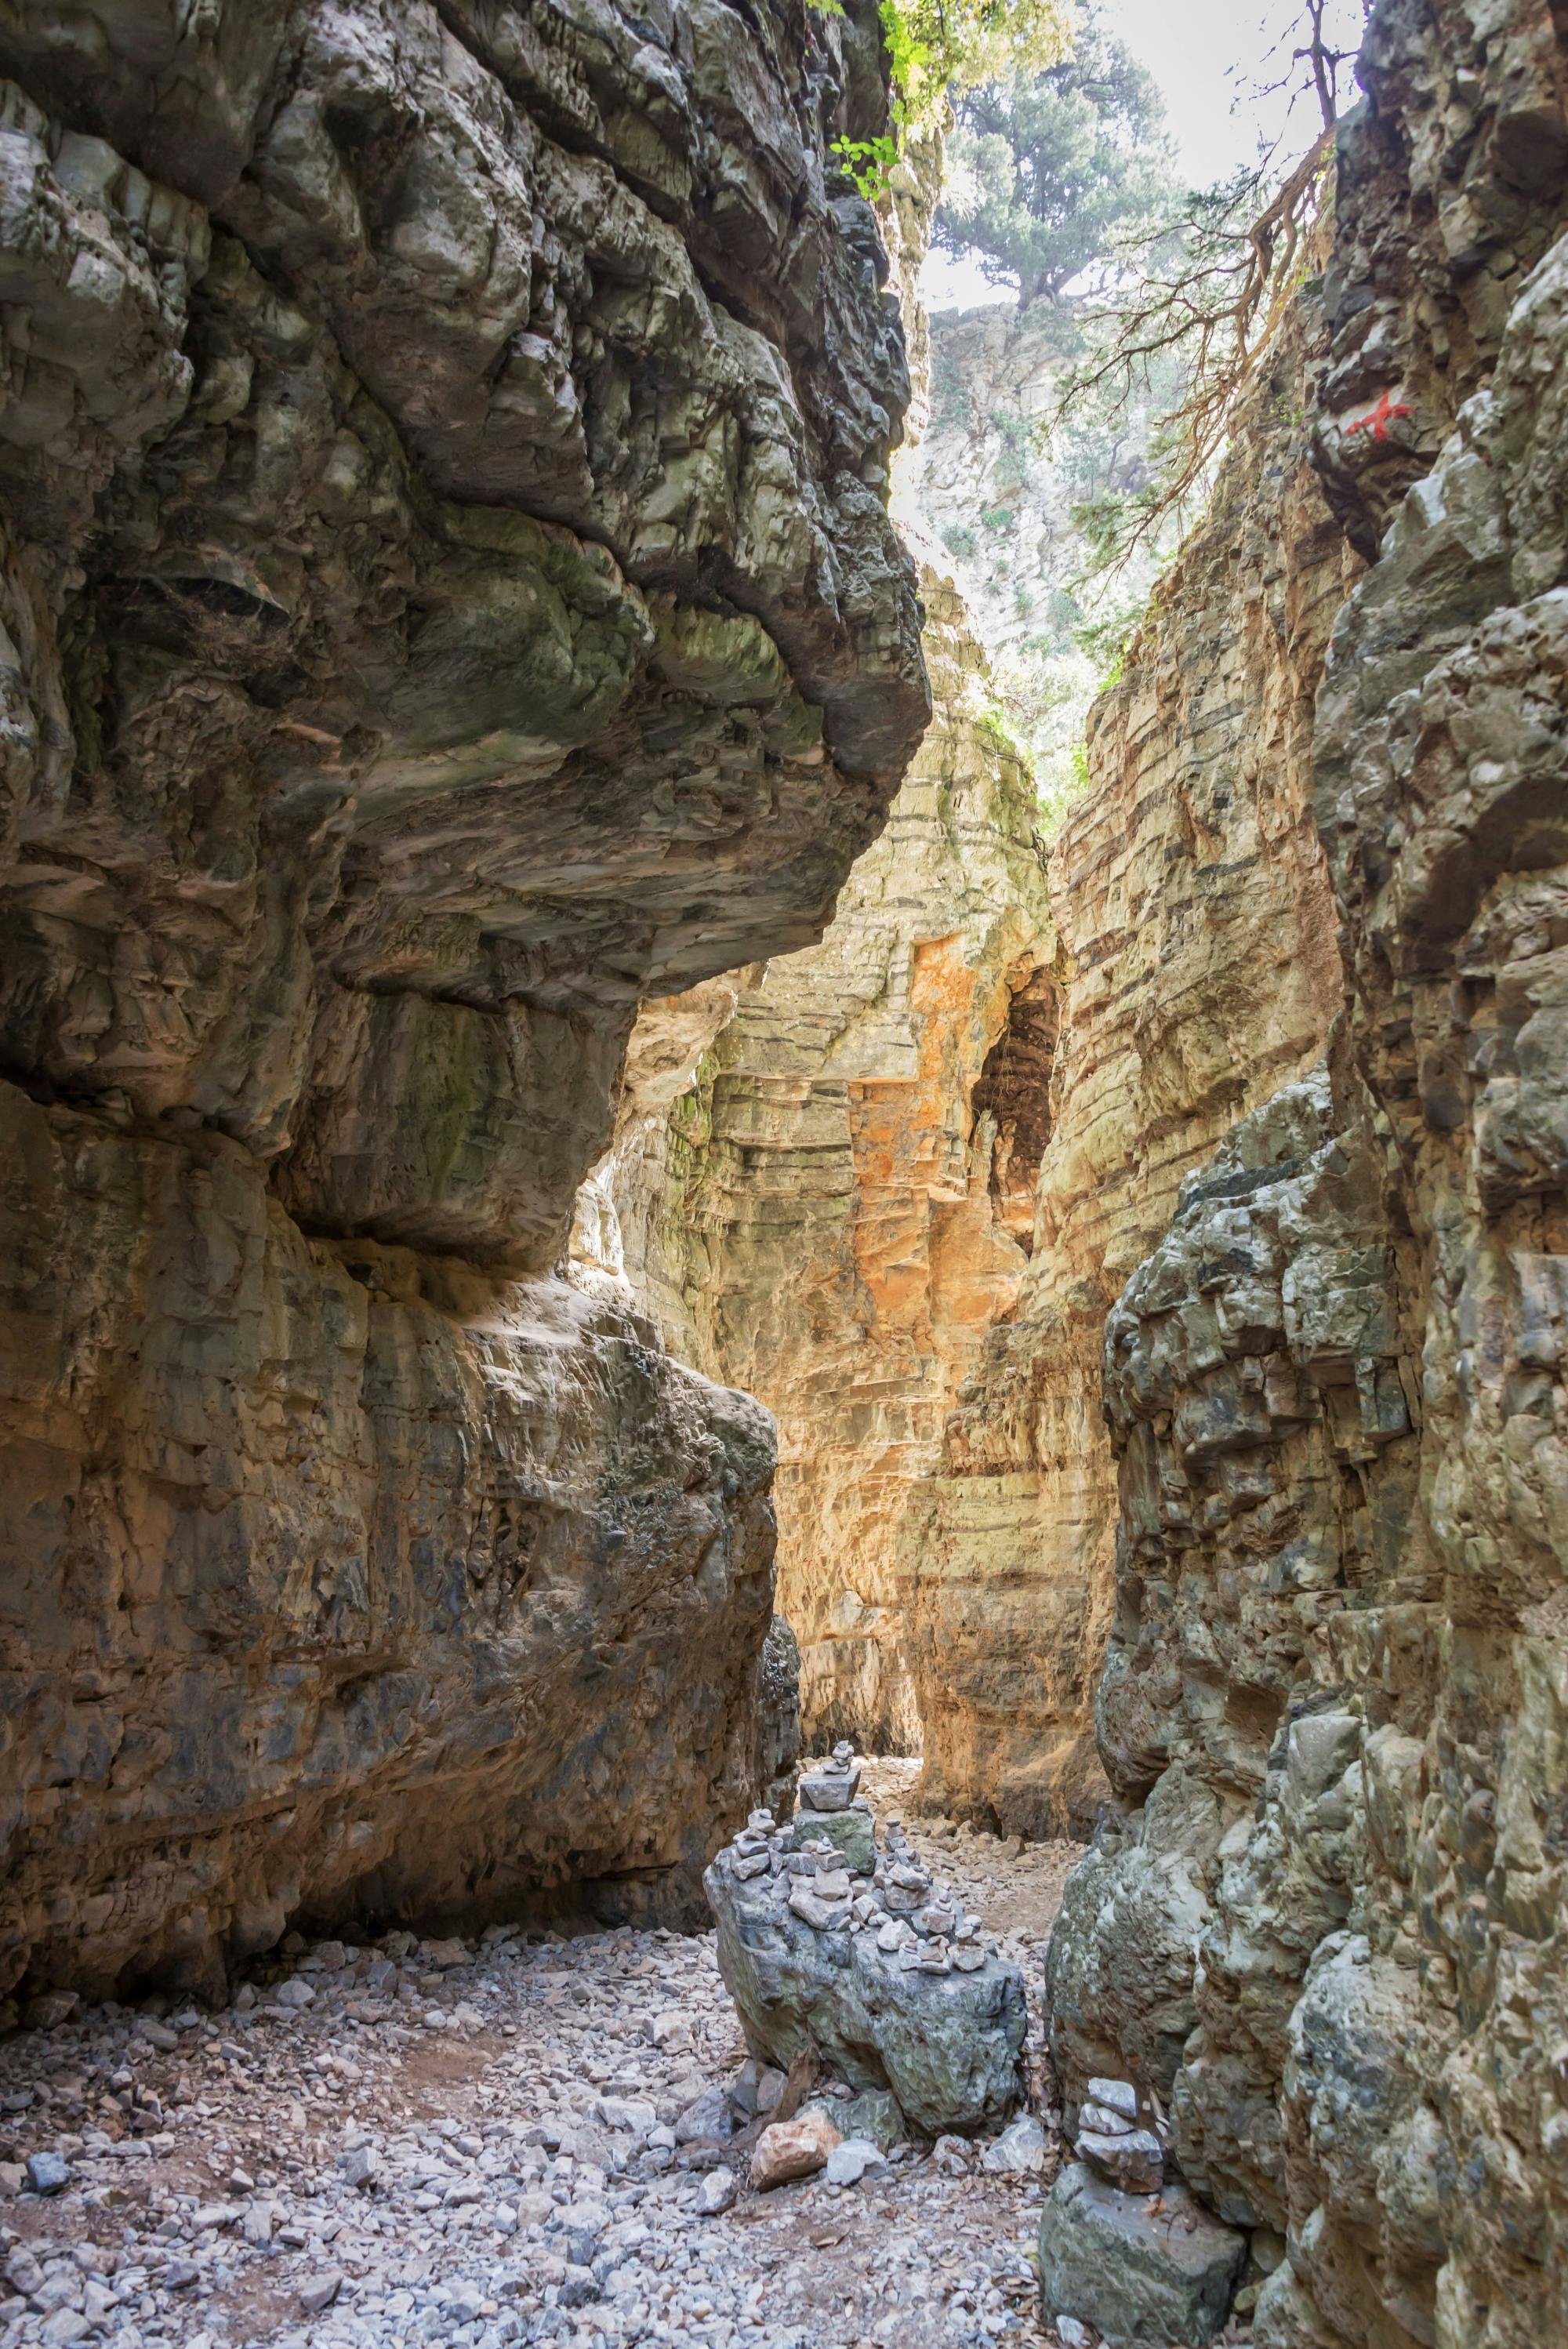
[924,269,1354,1839]
[586,572,1054,1752]
[0,0,927,2000]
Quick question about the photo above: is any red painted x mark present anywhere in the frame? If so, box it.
[1346,388,1413,442]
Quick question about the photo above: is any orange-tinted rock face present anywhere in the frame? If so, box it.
[584,576,1054,1755]
[916,278,1356,1835]
[601,288,1352,1836]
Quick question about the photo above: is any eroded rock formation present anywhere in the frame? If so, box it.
[583,569,1054,1753]
[0,0,928,2002]
[1047,5,1568,2345]
[706,1748,1028,2137]
[921,256,1354,1840]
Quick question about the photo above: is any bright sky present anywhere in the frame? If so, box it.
[921,0,1367,310]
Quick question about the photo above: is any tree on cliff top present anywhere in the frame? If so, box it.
[934,17,1174,308]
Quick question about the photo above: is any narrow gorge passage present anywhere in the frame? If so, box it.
[2,2,1568,2349]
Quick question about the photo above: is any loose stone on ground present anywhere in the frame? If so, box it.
[0,1763,1091,2349]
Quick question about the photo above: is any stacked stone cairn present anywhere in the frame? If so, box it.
[1071,2076,1165,2193]
[704,1746,1027,2142]
[1037,2075,1246,2349]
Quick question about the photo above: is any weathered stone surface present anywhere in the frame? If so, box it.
[0,1073,781,1996]
[748,2108,840,2190]
[1048,14,1568,2345]
[793,1804,877,1875]
[586,570,1054,1756]
[909,298,1167,805]
[0,0,923,1994]
[706,1794,1026,2137]
[803,2086,905,2151]
[921,255,1352,1839]
[1038,2166,1247,2349]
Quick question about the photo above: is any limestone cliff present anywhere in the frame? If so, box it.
[0,0,927,2002]
[594,194,1351,1838]
[922,260,1355,1840]
[1047,5,1568,2345]
[910,297,1167,804]
[582,572,1054,1755]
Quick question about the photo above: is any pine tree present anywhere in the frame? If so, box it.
[935,16,1174,309]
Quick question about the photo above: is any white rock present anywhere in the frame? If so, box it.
[982,2115,1047,2174]
[597,2093,658,2133]
[697,2166,738,2215]
[1084,2076,1138,2122]
[825,2138,887,2186]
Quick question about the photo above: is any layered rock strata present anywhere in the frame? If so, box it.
[922,258,1354,1838]
[587,572,1054,1752]
[598,217,1349,1828]
[0,0,927,1999]
[1048,6,1568,2347]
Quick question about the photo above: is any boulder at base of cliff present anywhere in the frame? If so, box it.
[1038,2165,1247,2348]
[704,1761,1026,2137]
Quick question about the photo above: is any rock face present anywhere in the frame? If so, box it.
[1047,7,1568,2347]
[921,256,1353,1839]
[910,300,1167,801]
[0,0,927,1999]
[597,213,1349,1835]
[706,1758,1027,2137]
[588,571,1054,1753]
[1038,2166,1247,2349]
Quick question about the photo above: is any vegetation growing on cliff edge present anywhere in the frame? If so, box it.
[1047,0,1359,564]
[829,0,1073,195]
[917,0,1363,840]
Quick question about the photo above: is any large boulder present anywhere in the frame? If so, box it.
[705,1774,1026,2138]
[1038,2165,1247,2349]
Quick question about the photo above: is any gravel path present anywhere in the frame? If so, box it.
[0,1767,1085,2349]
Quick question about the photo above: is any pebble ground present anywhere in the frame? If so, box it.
[0,1762,1086,2349]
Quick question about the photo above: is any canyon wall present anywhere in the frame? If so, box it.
[597,199,1351,1839]
[910,297,1167,806]
[585,569,1054,1752]
[1049,4,1568,2346]
[919,253,1355,1839]
[0,0,928,2002]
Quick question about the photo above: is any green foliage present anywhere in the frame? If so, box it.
[934,13,1175,307]
[832,132,899,199]
[980,504,1014,532]
[879,0,1073,134]
[1038,0,1359,566]
[1034,738,1093,837]
[942,523,980,561]
[975,703,1024,759]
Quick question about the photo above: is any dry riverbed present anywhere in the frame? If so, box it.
[0,1768,1086,2349]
